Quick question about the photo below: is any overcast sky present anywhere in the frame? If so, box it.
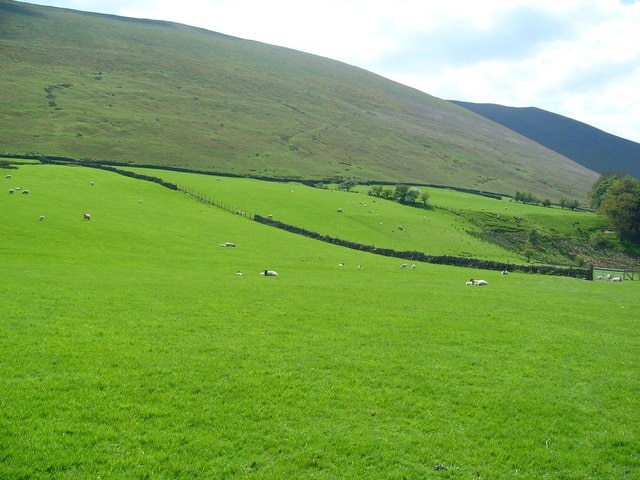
[17,0,640,143]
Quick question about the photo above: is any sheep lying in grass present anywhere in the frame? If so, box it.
[466,279,488,286]
[219,242,236,247]
[260,270,278,277]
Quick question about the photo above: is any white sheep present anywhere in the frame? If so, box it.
[39,215,45,221]
[411,264,416,270]
[465,281,474,286]
[474,279,488,286]
[400,263,408,269]
[611,277,622,282]
[22,189,29,194]
[83,213,91,221]
[501,270,509,275]
[9,189,14,194]
[337,208,343,213]
[220,242,236,247]
[260,270,278,277]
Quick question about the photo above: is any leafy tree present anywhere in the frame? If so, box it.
[394,184,410,202]
[598,175,640,240]
[338,179,356,191]
[381,187,395,200]
[514,190,539,205]
[590,174,622,209]
[565,199,580,211]
[541,199,551,208]
[403,186,421,204]
[367,184,383,197]
[369,184,429,207]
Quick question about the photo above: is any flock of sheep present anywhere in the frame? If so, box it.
[6,174,93,222]
[597,273,623,282]
[8,174,628,286]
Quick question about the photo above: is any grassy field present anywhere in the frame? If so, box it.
[2,163,639,479]
[124,166,615,266]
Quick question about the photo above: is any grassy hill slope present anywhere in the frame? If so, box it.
[450,101,640,179]
[125,166,630,267]
[1,0,597,203]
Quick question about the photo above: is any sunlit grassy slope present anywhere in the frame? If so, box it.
[125,166,613,265]
[0,0,597,203]
[2,163,639,479]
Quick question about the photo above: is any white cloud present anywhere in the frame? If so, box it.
[14,0,640,143]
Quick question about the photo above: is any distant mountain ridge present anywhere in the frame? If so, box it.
[450,101,640,179]
[0,0,597,202]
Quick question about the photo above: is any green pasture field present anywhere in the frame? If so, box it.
[2,164,639,479]
[123,168,529,262]
[123,167,608,264]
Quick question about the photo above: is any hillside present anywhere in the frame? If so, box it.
[0,0,598,202]
[450,101,640,179]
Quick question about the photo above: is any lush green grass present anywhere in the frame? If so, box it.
[1,164,639,479]
[124,167,619,266]
[0,0,597,203]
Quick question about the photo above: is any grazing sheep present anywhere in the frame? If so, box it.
[597,275,604,280]
[236,271,243,276]
[611,277,622,282]
[411,264,416,270]
[338,263,345,267]
[219,242,236,247]
[39,215,45,221]
[474,279,488,286]
[22,189,29,194]
[606,274,613,280]
[337,208,343,213]
[465,281,475,286]
[358,264,363,269]
[501,270,509,275]
[400,263,408,269]
[397,225,404,231]
[91,181,95,186]
[83,213,91,221]
[260,270,278,277]
[5,174,11,179]
[9,189,14,194]
[267,214,273,219]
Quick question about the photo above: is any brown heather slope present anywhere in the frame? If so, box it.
[0,0,597,202]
